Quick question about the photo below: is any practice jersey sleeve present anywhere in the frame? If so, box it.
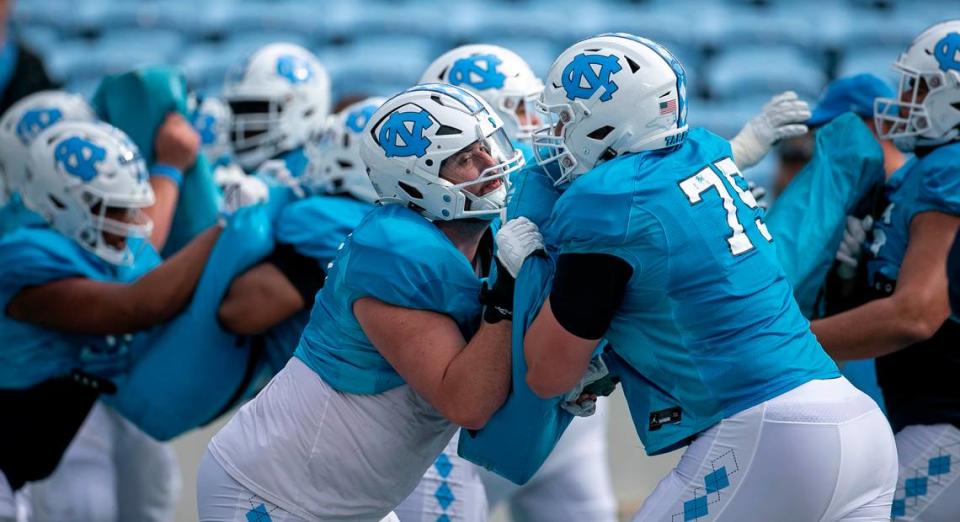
[0,228,108,310]
[339,207,482,333]
[915,142,960,217]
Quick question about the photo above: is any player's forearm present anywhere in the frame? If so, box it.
[218,263,305,335]
[524,300,596,399]
[441,320,512,430]
[125,225,222,328]
[144,175,180,251]
[811,294,944,361]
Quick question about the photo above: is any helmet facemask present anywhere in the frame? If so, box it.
[874,33,960,152]
[437,130,521,218]
[228,97,288,171]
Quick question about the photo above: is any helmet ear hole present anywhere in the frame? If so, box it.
[398,181,424,200]
[587,125,615,140]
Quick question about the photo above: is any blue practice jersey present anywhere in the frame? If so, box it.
[0,193,44,239]
[869,141,960,431]
[0,226,160,389]
[294,204,487,395]
[543,128,839,454]
[260,195,374,372]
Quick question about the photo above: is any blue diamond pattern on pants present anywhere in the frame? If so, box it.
[891,499,906,518]
[435,482,455,510]
[246,504,272,522]
[928,455,951,476]
[434,453,453,478]
[704,466,730,494]
[437,516,450,522]
[905,477,928,497]
[683,496,709,521]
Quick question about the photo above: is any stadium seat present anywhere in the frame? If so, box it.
[179,43,233,90]
[96,28,184,58]
[16,24,61,57]
[330,36,432,94]
[836,47,902,87]
[474,37,561,79]
[706,46,827,101]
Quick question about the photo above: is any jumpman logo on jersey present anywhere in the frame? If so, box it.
[378,110,433,158]
[449,54,507,90]
[934,32,960,72]
[345,103,378,133]
[55,137,106,182]
[16,108,63,145]
[562,53,622,102]
[276,54,314,84]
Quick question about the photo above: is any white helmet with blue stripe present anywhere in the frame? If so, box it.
[189,94,234,164]
[0,90,96,200]
[359,83,524,221]
[303,96,385,203]
[23,121,154,266]
[223,42,331,171]
[875,20,960,151]
[533,33,688,186]
[420,44,545,140]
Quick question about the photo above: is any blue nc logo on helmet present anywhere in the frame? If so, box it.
[345,104,378,133]
[192,113,218,145]
[276,54,314,84]
[378,110,433,158]
[449,54,506,90]
[16,108,64,145]
[561,54,622,102]
[55,137,106,182]
[934,32,960,72]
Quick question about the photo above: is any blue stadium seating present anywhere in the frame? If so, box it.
[9,0,934,135]
[706,46,827,101]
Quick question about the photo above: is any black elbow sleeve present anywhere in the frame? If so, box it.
[549,253,633,340]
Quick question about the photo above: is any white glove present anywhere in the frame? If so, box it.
[258,159,306,198]
[731,91,812,170]
[495,217,544,279]
[221,175,269,216]
[836,215,873,279]
[213,163,247,187]
[747,180,768,210]
[561,357,609,417]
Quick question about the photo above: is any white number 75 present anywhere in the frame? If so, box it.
[679,157,772,256]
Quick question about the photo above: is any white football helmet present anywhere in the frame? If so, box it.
[223,42,331,171]
[23,121,154,266]
[303,96,384,203]
[0,90,97,198]
[420,44,545,140]
[359,83,524,221]
[875,20,960,152]
[189,94,234,164]
[533,33,688,186]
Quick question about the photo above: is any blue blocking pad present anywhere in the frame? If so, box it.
[766,112,885,316]
[93,66,221,257]
[104,205,274,440]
